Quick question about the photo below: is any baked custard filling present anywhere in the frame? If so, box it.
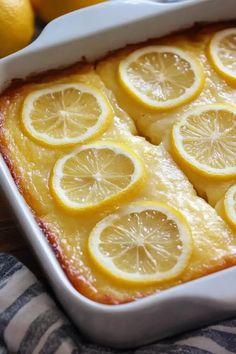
[0,24,236,304]
[97,23,236,206]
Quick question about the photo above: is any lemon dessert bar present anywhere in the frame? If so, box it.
[0,25,236,304]
[97,24,236,208]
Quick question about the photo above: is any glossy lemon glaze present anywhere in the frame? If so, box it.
[97,23,236,207]
[1,27,236,304]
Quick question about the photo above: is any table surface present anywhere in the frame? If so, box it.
[0,191,44,279]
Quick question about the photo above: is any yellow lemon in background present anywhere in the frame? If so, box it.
[31,0,107,23]
[0,0,34,58]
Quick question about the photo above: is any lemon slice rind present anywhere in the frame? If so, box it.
[119,45,205,110]
[88,201,192,284]
[50,141,146,213]
[172,104,236,179]
[224,184,236,229]
[209,28,236,85]
[22,83,113,147]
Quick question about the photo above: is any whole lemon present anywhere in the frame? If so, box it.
[31,0,107,23]
[0,0,34,58]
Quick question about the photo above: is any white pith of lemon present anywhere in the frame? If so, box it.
[209,28,236,85]
[119,45,204,110]
[50,141,146,213]
[22,83,113,147]
[172,104,236,179]
[88,201,192,284]
[223,184,236,230]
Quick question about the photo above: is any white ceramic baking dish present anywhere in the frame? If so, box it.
[1,0,236,348]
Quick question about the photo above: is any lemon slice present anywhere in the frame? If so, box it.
[223,184,236,230]
[89,201,192,284]
[22,83,113,147]
[209,28,236,85]
[118,46,204,110]
[50,142,146,212]
[172,104,236,179]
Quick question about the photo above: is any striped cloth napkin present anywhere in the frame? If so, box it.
[0,253,236,354]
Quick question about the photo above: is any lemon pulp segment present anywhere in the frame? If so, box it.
[51,142,145,212]
[172,104,236,179]
[89,201,192,284]
[22,83,113,147]
[209,28,236,85]
[119,46,204,110]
